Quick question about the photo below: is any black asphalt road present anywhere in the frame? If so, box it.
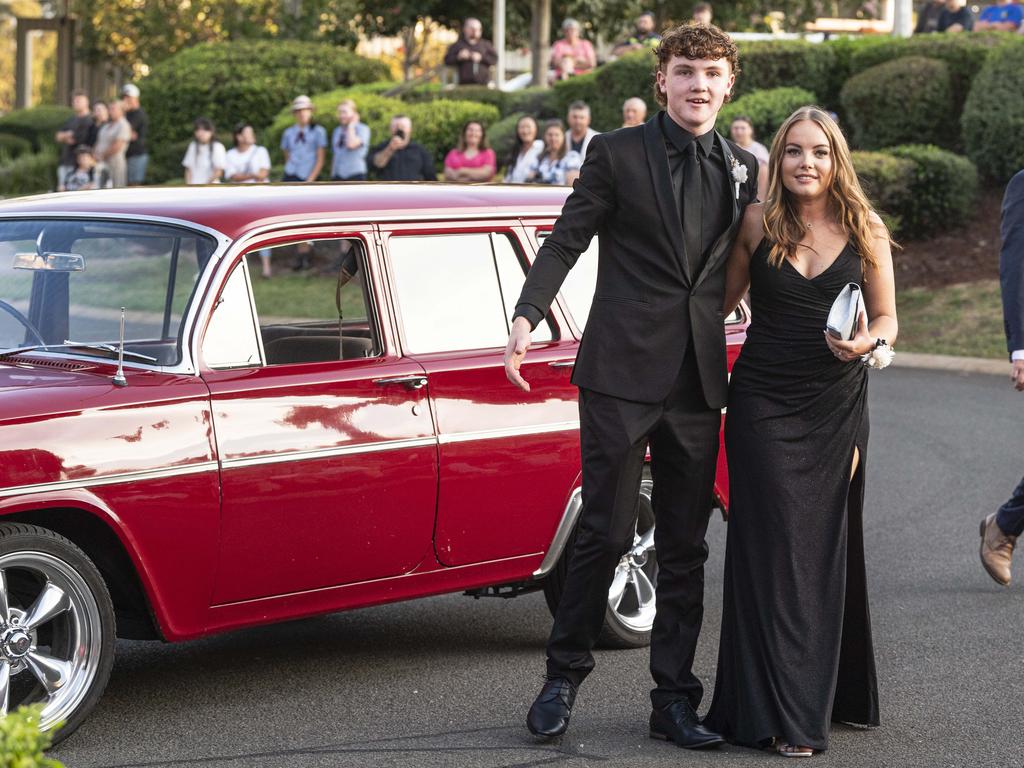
[53,367,1024,768]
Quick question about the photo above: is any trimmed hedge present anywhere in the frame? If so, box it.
[852,146,977,238]
[962,42,1024,181]
[732,40,835,103]
[0,133,33,160]
[142,41,391,179]
[0,149,58,198]
[716,87,817,147]
[841,57,955,150]
[0,105,73,152]
[549,49,655,131]
[265,89,500,177]
[884,144,978,238]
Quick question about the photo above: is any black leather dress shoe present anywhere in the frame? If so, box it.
[649,700,725,749]
[526,676,577,738]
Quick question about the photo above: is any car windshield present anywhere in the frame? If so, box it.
[0,218,217,366]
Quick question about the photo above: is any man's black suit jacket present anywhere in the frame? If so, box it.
[514,113,760,408]
[1001,169,1024,359]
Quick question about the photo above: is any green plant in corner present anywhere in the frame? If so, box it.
[0,704,63,768]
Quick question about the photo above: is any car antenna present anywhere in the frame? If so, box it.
[112,307,127,387]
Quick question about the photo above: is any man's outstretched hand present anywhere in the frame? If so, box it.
[1013,359,1024,392]
[504,316,533,392]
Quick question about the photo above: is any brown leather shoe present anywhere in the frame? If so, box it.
[980,513,1016,586]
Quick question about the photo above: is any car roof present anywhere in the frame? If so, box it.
[0,183,572,242]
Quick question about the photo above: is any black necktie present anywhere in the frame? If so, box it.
[683,141,703,277]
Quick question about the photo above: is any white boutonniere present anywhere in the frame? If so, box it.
[730,156,748,200]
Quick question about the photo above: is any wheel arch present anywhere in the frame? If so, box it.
[0,498,163,641]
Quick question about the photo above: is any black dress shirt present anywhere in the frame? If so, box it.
[660,112,732,273]
[369,141,436,181]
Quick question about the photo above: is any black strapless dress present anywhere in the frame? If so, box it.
[703,238,881,751]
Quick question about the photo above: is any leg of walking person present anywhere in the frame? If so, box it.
[646,376,720,713]
[528,387,657,738]
[996,476,1024,537]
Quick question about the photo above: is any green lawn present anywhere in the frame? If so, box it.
[896,280,1006,359]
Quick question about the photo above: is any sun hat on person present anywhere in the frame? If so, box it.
[291,95,314,112]
[121,83,140,98]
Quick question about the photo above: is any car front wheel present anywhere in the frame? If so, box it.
[0,522,115,744]
[542,479,657,649]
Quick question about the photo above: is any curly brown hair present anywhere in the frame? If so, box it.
[653,23,740,108]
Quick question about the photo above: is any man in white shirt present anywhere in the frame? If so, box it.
[980,168,1024,585]
[565,101,599,185]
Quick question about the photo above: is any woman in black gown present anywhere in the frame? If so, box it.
[703,107,898,757]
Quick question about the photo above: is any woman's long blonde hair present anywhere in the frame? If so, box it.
[763,107,892,274]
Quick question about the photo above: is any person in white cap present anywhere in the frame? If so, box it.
[121,83,149,186]
[280,95,327,182]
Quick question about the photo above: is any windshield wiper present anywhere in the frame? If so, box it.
[0,344,57,356]
[61,341,158,364]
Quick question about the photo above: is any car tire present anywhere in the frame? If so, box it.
[542,478,657,650]
[0,522,115,745]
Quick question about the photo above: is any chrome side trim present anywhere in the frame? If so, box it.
[220,436,437,470]
[438,420,579,445]
[0,461,220,499]
[532,488,583,579]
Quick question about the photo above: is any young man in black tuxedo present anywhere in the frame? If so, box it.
[504,23,760,748]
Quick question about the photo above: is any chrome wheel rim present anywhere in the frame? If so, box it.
[0,551,102,731]
[607,480,657,632]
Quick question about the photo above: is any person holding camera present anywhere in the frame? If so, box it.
[369,115,436,181]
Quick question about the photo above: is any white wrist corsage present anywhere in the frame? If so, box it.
[861,340,895,369]
[730,156,748,200]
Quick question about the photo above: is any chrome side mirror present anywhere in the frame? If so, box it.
[13,252,86,272]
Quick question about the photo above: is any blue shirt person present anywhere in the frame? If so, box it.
[976,0,1023,29]
[280,95,328,181]
[331,99,371,181]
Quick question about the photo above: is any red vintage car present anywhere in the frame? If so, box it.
[0,184,748,741]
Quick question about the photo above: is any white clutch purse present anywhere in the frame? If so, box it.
[826,283,866,340]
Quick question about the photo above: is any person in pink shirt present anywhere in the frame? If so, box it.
[443,120,497,182]
[549,19,597,78]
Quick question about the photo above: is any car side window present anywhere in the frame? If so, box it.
[388,232,553,355]
[245,238,380,366]
[203,261,262,369]
[538,232,598,331]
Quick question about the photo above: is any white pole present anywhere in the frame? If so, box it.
[893,0,913,36]
[494,0,506,87]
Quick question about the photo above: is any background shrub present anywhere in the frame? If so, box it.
[548,70,604,126]
[0,133,33,160]
[732,40,835,102]
[962,42,1024,181]
[852,150,916,235]
[142,40,390,180]
[841,56,955,150]
[883,144,978,238]
[0,149,58,198]
[717,86,817,147]
[0,105,73,152]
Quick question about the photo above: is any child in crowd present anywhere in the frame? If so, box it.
[281,95,327,182]
[64,145,98,191]
[182,117,226,184]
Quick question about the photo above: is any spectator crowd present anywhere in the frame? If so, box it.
[914,0,1024,33]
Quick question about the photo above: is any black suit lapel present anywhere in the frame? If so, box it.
[643,117,689,285]
[694,134,742,288]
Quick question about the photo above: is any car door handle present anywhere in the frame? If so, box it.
[549,361,575,369]
[373,375,428,389]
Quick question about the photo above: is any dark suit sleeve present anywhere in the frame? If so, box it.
[512,133,615,330]
[747,151,761,203]
[1000,170,1024,357]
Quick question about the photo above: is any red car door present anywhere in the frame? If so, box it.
[200,228,438,604]
[381,223,581,567]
